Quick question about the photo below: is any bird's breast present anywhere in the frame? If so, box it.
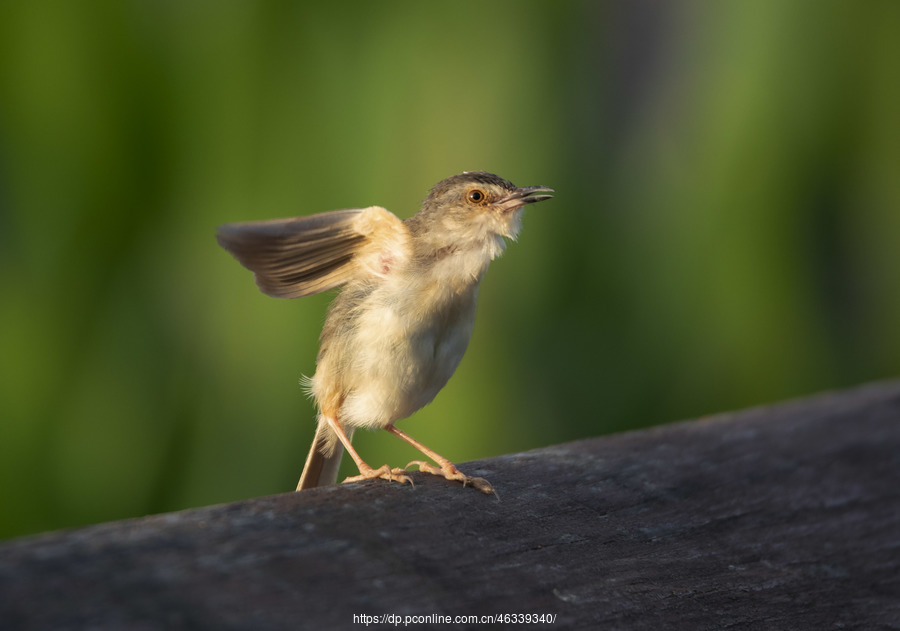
[330,275,481,429]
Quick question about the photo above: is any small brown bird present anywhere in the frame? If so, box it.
[217,172,553,494]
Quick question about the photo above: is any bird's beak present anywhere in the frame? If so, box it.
[493,185,555,213]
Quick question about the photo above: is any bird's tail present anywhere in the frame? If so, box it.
[296,418,350,490]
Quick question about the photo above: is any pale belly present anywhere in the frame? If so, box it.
[333,291,477,430]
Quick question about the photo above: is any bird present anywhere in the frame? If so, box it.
[216,171,553,494]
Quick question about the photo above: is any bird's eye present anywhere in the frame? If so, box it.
[467,189,486,204]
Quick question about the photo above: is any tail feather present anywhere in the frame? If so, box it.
[296,421,349,490]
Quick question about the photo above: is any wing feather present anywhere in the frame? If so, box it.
[216,206,408,298]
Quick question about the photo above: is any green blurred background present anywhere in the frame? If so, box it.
[1,1,898,540]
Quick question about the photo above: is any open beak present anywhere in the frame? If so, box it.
[493,185,555,213]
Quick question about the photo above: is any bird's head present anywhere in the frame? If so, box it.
[412,171,553,254]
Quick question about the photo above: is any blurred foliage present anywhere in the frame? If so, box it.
[1,1,898,540]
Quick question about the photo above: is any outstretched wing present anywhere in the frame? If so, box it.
[216,206,409,298]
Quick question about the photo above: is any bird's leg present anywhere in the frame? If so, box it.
[385,425,495,495]
[323,416,412,487]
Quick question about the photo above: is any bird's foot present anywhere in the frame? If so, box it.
[406,460,496,496]
[343,463,413,487]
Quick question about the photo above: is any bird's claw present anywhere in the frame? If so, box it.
[343,464,413,487]
[406,460,496,496]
